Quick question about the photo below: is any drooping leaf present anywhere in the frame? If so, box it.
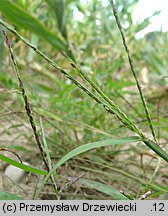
[0,0,68,51]
[0,154,47,175]
[52,136,141,170]
[79,179,129,200]
[38,136,141,195]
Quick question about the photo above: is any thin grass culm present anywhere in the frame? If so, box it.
[39,116,57,197]
[1,20,168,164]
[110,0,158,144]
[3,30,58,197]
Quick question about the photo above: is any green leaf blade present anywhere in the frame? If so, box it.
[55,136,141,169]
[0,192,23,200]
[46,0,67,39]
[38,136,141,196]
[0,0,68,51]
[0,154,47,176]
[79,179,129,200]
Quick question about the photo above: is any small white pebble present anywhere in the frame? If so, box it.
[4,162,29,183]
[66,79,72,85]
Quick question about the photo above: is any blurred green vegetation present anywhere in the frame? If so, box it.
[0,0,168,200]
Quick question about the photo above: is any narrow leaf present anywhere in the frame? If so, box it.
[79,179,129,200]
[46,0,67,39]
[0,154,47,175]
[0,0,68,51]
[135,18,150,33]
[52,136,140,170]
[0,192,23,200]
[34,107,63,122]
[38,136,141,195]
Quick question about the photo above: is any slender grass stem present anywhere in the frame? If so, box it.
[68,56,143,136]
[1,19,168,164]
[146,157,161,192]
[0,19,140,135]
[110,0,158,144]
[3,30,58,196]
[39,117,57,193]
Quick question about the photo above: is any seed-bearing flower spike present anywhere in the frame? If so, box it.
[3,31,49,170]
[3,31,57,194]
[1,20,168,164]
